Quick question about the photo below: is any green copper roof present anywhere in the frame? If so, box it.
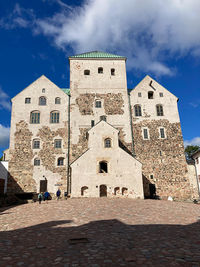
[69,51,126,59]
[61,88,70,96]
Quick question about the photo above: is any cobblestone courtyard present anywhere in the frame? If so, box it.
[0,198,200,266]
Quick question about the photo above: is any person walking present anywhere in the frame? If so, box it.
[43,191,50,203]
[38,193,43,204]
[56,189,61,200]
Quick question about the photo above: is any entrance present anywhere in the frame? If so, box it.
[100,185,107,197]
[40,180,47,192]
[149,184,156,199]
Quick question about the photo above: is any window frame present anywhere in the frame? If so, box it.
[159,127,166,139]
[148,91,154,99]
[159,92,163,97]
[142,128,149,140]
[25,97,31,104]
[156,104,164,116]
[57,157,64,166]
[99,161,108,173]
[33,139,40,149]
[50,111,60,123]
[138,92,142,97]
[55,97,61,104]
[34,158,40,166]
[54,139,62,149]
[30,111,40,124]
[84,70,90,75]
[39,96,47,106]
[95,100,102,108]
[98,67,103,74]
[104,138,111,148]
[134,105,142,117]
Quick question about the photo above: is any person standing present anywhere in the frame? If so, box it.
[38,193,43,204]
[56,189,61,200]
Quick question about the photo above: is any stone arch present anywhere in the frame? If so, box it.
[81,186,88,196]
[122,187,128,196]
[114,187,120,196]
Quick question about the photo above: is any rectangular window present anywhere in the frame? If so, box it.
[54,139,62,148]
[91,120,95,127]
[31,112,40,124]
[95,100,101,108]
[25,98,31,104]
[50,112,59,123]
[143,129,149,139]
[160,128,165,138]
[159,92,163,97]
[138,92,142,97]
[33,140,40,149]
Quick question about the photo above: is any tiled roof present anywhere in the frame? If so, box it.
[69,51,126,59]
[61,88,70,95]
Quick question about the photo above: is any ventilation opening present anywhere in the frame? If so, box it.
[84,70,90,75]
[81,186,88,196]
[122,187,128,195]
[99,161,108,173]
[114,187,120,195]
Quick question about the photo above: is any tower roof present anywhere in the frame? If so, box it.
[69,51,126,60]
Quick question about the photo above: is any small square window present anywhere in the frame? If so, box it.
[34,158,40,166]
[150,174,154,179]
[159,92,163,97]
[42,88,45,93]
[25,98,31,104]
[54,139,62,148]
[138,93,142,97]
[33,140,40,149]
[95,100,101,108]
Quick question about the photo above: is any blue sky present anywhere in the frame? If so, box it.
[0,0,200,157]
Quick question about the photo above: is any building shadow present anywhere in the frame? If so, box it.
[0,217,199,265]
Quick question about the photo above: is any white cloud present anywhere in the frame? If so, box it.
[2,0,200,76]
[0,125,10,148]
[0,87,11,111]
[184,137,200,147]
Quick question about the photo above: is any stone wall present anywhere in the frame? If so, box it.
[8,121,36,193]
[132,119,197,200]
[71,128,89,163]
[76,93,124,115]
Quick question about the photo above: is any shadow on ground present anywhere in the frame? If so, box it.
[0,217,200,266]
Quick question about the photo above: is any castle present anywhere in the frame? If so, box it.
[5,51,199,200]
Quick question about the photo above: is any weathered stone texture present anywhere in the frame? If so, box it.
[71,128,89,163]
[76,93,124,115]
[133,119,196,200]
[8,121,36,193]
[38,125,68,192]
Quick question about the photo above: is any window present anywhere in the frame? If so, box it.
[111,68,115,75]
[50,111,60,123]
[25,98,31,104]
[160,128,165,138]
[156,105,164,116]
[99,161,108,173]
[143,129,149,139]
[134,105,142,117]
[57,157,64,166]
[34,158,40,166]
[148,91,154,99]
[150,174,154,179]
[95,100,102,108]
[30,111,40,124]
[100,115,107,122]
[159,92,163,97]
[138,92,142,97]
[39,96,46,105]
[91,120,95,127]
[54,139,62,148]
[84,70,90,75]
[98,67,103,74]
[42,88,45,93]
[104,138,111,148]
[55,97,61,104]
[33,139,40,149]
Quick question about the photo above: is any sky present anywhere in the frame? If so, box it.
[0,0,200,157]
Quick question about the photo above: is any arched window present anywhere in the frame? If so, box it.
[55,97,61,104]
[39,96,46,105]
[57,157,64,166]
[98,67,103,74]
[30,111,40,124]
[148,91,154,99]
[95,100,101,108]
[156,105,164,116]
[34,158,40,166]
[134,105,142,117]
[122,187,128,195]
[104,138,111,148]
[99,161,108,173]
[33,139,40,149]
[50,111,60,123]
[111,68,115,76]
[81,186,88,196]
[84,70,90,75]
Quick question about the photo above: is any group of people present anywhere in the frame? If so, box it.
[38,189,61,204]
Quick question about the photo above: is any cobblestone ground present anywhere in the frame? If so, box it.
[0,198,200,267]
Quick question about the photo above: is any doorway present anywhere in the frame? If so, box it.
[100,185,107,197]
[40,180,47,192]
[149,184,156,199]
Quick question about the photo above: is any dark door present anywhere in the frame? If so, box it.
[40,180,47,192]
[0,179,5,194]
[100,185,107,197]
[149,184,156,199]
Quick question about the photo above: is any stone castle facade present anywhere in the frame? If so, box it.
[5,51,199,200]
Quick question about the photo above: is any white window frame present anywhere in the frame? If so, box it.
[159,127,166,139]
[142,127,149,140]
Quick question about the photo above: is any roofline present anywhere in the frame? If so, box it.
[69,57,127,61]
[192,148,200,158]
[87,120,119,133]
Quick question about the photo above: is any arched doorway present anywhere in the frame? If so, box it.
[100,185,107,197]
